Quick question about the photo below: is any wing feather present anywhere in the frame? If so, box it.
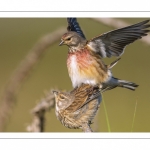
[67,18,86,39]
[66,84,101,112]
[88,20,150,58]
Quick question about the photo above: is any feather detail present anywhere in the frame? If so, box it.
[88,20,150,58]
[67,18,86,39]
[55,84,102,129]
[67,48,108,88]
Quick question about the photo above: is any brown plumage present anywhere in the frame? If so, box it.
[53,84,102,132]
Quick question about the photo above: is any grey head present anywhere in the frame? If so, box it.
[59,31,87,50]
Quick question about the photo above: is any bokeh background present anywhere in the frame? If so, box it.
[0,18,150,132]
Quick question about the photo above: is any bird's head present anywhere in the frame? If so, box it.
[59,31,87,50]
[53,90,72,110]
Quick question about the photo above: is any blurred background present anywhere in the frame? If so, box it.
[0,18,150,132]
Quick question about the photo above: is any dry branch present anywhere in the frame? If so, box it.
[0,27,66,131]
[92,18,150,45]
[82,123,93,132]
[27,91,55,132]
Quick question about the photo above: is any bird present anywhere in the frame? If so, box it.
[59,18,150,91]
[53,83,102,132]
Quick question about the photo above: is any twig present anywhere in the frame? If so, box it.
[91,18,150,45]
[26,91,55,132]
[82,123,93,132]
[0,27,66,131]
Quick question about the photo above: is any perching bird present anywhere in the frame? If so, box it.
[59,18,150,91]
[53,84,102,132]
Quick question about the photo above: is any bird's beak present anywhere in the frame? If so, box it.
[59,40,64,46]
[53,90,59,96]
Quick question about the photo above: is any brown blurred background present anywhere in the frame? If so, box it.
[0,18,150,132]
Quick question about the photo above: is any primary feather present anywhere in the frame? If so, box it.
[67,18,86,39]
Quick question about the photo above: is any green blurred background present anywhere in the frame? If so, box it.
[0,18,150,132]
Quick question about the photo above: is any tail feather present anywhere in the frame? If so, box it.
[101,77,139,92]
[118,79,139,90]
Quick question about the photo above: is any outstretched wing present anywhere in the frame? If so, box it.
[88,20,150,58]
[67,18,86,39]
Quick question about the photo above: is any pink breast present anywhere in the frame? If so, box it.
[67,50,91,69]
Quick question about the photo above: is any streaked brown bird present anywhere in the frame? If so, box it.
[59,18,150,91]
[53,84,102,132]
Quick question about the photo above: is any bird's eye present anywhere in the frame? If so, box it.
[59,95,65,100]
[66,38,71,41]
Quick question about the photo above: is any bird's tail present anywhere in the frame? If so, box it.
[118,79,139,90]
[101,77,139,93]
